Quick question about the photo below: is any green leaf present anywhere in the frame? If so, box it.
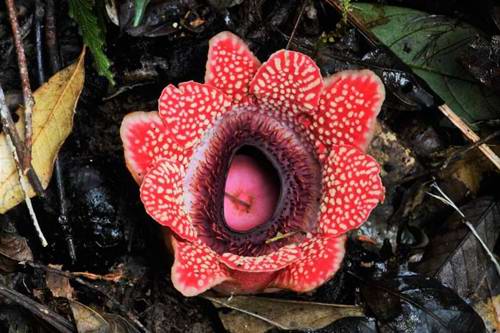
[133,0,150,27]
[68,0,115,85]
[353,3,500,126]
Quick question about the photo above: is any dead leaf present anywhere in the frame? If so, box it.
[474,294,500,332]
[46,264,75,299]
[0,223,32,273]
[415,197,500,299]
[0,49,86,213]
[205,295,364,333]
[70,300,139,333]
[368,122,419,185]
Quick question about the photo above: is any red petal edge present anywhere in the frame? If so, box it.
[205,31,261,105]
[220,243,301,272]
[140,159,198,241]
[250,50,323,118]
[120,111,175,184]
[158,81,231,150]
[271,235,346,292]
[319,145,384,236]
[312,70,385,152]
[171,237,229,297]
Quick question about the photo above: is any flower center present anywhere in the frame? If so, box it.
[224,146,281,232]
[186,106,322,256]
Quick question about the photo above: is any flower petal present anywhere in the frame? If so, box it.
[271,235,346,292]
[319,145,384,236]
[250,50,323,118]
[214,270,279,295]
[140,159,198,241]
[158,81,231,150]
[205,31,261,105]
[312,70,385,151]
[220,244,301,272]
[120,111,178,183]
[171,237,230,296]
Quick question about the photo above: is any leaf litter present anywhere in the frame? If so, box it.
[0,0,499,332]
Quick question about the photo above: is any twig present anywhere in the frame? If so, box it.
[0,282,74,333]
[5,0,35,171]
[427,182,500,276]
[224,192,251,210]
[35,0,45,85]
[0,92,44,196]
[0,86,47,247]
[440,129,500,169]
[204,296,290,330]
[438,105,500,171]
[45,0,62,74]
[25,261,149,333]
[286,0,308,50]
[35,0,76,264]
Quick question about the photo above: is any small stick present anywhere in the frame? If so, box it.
[438,105,500,171]
[0,87,47,247]
[0,99,45,197]
[35,0,45,85]
[224,192,251,210]
[44,0,62,74]
[5,0,35,171]
[0,282,74,333]
[40,0,77,263]
[24,262,149,333]
[286,0,308,50]
[427,182,500,276]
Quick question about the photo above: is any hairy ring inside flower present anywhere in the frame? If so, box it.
[186,107,322,256]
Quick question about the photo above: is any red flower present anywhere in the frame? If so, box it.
[120,32,385,296]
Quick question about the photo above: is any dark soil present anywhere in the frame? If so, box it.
[0,0,499,332]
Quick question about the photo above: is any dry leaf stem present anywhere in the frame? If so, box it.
[5,0,35,171]
[438,105,500,170]
[427,182,500,276]
[0,282,74,333]
[36,0,76,263]
[0,87,48,247]
[285,0,308,50]
[45,0,62,74]
[25,261,149,333]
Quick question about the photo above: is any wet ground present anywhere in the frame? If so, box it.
[0,0,499,332]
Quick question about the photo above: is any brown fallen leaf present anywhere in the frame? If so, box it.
[46,264,75,299]
[0,49,86,213]
[205,295,364,333]
[0,221,32,273]
[70,300,140,333]
[473,294,500,332]
[368,122,419,185]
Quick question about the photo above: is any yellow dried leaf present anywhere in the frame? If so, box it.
[0,49,85,213]
[206,295,364,333]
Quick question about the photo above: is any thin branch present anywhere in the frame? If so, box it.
[0,282,74,333]
[438,105,500,171]
[440,129,500,169]
[427,182,500,276]
[0,86,47,247]
[45,0,62,74]
[5,0,35,171]
[40,0,76,264]
[286,0,308,50]
[204,296,290,330]
[25,261,150,333]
